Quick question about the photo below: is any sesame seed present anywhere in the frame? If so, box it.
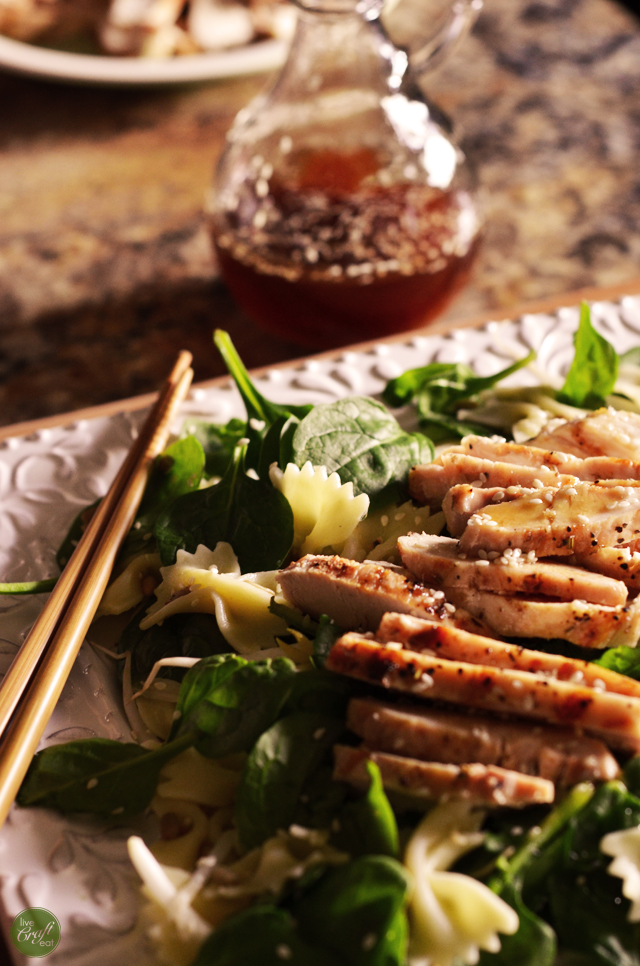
[313,727,326,740]
[276,944,293,960]
[86,778,99,789]
[362,934,377,952]
[529,498,543,505]
[381,515,389,527]
[476,559,491,567]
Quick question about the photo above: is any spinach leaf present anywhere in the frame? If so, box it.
[0,578,57,595]
[154,445,294,571]
[118,609,230,687]
[267,600,342,670]
[333,761,400,859]
[17,732,194,818]
[292,854,410,966]
[282,667,351,718]
[119,435,206,561]
[235,712,345,849]
[545,781,640,965]
[181,416,246,479]
[313,614,343,667]
[479,784,594,966]
[291,396,433,506]
[214,330,313,425]
[383,353,535,444]
[594,645,640,680]
[479,881,557,966]
[172,654,296,758]
[558,302,618,409]
[193,905,336,966]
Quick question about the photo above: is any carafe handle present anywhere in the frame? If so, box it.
[359,0,482,76]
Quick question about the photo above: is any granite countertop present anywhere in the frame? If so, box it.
[1,0,640,425]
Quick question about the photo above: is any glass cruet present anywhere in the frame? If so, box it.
[208,0,483,349]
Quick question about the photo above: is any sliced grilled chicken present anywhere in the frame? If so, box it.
[277,554,490,636]
[529,409,640,459]
[326,635,640,751]
[408,454,568,508]
[347,697,619,787]
[333,745,555,807]
[375,612,640,696]
[457,481,640,557]
[570,546,640,590]
[443,484,526,537]
[455,591,640,649]
[457,432,640,475]
[398,532,628,607]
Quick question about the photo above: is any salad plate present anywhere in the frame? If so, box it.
[0,33,286,86]
[3,292,640,964]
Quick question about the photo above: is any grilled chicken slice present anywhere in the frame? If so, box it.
[409,454,569,508]
[570,546,640,590]
[347,697,619,787]
[375,612,640,696]
[443,484,525,537]
[457,432,640,476]
[398,532,627,607]
[529,409,640,459]
[277,554,490,636]
[455,591,640,649]
[457,481,640,557]
[326,635,640,751]
[333,745,555,807]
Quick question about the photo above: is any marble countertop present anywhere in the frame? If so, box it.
[1,0,640,425]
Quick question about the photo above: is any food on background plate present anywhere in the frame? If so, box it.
[7,307,640,964]
[0,0,295,56]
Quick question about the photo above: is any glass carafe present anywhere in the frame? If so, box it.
[209,0,483,349]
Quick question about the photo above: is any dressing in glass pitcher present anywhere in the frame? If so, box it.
[209,0,483,348]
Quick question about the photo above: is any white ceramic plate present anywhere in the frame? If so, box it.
[0,33,286,86]
[2,295,640,965]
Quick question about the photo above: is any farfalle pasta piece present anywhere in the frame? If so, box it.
[97,551,162,617]
[601,825,640,921]
[342,500,444,565]
[404,801,518,966]
[140,543,287,656]
[269,461,369,557]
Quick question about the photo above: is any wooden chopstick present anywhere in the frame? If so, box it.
[0,353,193,828]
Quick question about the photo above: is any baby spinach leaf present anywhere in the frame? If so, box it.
[154,445,294,572]
[383,353,534,410]
[193,905,336,966]
[545,781,640,965]
[557,302,618,409]
[0,578,57,595]
[479,881,556,966]
[333,761,399,859]
[235,711,344,849]
[291,396,433,505]
[214,330,313,425]
[17,732,194,818]
[624,756,640,797]
[119,435,206,561]
[282,667,351,718]
[313,614,343,667]
[292,854,410,966]
[383,353,535,444]
[594,645,640,680]
[268,599,319,638]
[181,416,246,479]
[118,609,230,687]
[172,654,296,758]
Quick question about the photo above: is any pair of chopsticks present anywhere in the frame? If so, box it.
[0,351,194,828]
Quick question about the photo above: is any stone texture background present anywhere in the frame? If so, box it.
[1,0,640,423]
